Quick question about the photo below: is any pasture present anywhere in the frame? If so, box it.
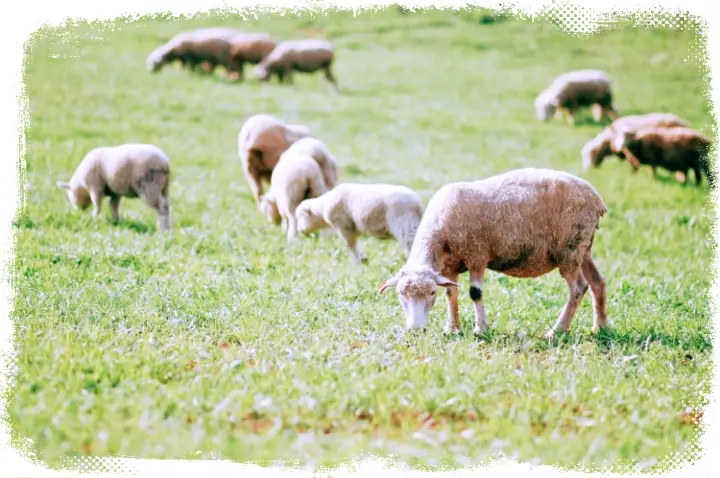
[10,6,715,472]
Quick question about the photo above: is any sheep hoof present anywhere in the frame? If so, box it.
[544,329,557,340]
[473,324,489,336]
[443,325,460,335]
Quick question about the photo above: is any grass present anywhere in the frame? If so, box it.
[8,6,715,473]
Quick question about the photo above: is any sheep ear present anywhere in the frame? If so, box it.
[435,276,459,288]
[56,181,70,190]
[377,276,400,295]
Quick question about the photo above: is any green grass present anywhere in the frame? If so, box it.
[9,6,715,473]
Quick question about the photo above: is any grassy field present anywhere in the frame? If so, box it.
[9,6,715,473]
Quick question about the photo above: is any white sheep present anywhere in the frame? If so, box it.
[377,168,608,337]
[294,183,425,264]
[253,39,339,92]
[259,150,329,241]
[237,113,312,204]
[281,137,339,190]
[56,143,172,232]
[535,69,617,125]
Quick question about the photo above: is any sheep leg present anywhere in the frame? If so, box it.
[605,106,618,121]
[323,64,340,93]
[138,181,172,232]
[443,273,460,334]
[109,195,121,223]
[89,189,103,219]
[285,213,298,241]
[622,146,642,171]
[692,164,703,185]
[336,226,366,264]
[545,265,588,338]
[283,67,294,85]
[243,165,264,204]
[468,269,489,335]
[565,109,576,126]
[591,104,603,123]
[580,254,608,333]
[676,170,688,184]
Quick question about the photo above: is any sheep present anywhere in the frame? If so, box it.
[253,39,339,92]
[146,27,244,74]
[376,168,608,338]
[226,33,277,81]
[581,112,689,170]
[609,125,714,186]
[294,183,425,264]
[56,143,172,232]
[535,69,617,125]
[259,150,329,241]
[281,137,339,190]
[237,114,312,204]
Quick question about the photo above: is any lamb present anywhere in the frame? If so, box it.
[237,114,312,204]
[376,168,608,338]
[609,125,714,185]
[294,184,425,264]
[253,39,339,92]
[259,150,329,241]
[146,27,244,74]
[56,143,172,232]
[581,112,689,170]
[281,137,339,190]
[535,69,617,125]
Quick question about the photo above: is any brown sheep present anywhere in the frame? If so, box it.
[377,168,608,338]
[581,112,689,170]
[609,125,714,186]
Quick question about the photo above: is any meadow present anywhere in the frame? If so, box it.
[9,6,715,473]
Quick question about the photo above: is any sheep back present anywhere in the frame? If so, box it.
[410,168,607,279]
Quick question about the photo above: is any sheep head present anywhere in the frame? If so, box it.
[253,64,271,81]
[534,92,557,122]
[258,193,281,225]
[377,265,459,331]
[56,181,90,211]
[582,129,613,170]
[295,199,328,236]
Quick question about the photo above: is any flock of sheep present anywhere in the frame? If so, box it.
[55,24,714,337]
[145,26,340,92]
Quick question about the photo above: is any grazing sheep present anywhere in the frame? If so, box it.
[581,112,689,170]
[281,137,339,190]
[295,183,425,264]
[226,33,277,81]
[377,168,608,337]
[535,69,617,125]
[237,114,312,204]
[56,143,172,232]
[259,150,329,241]
[146,27,245,74]
[253,39,339,92]
[609,125,714,185]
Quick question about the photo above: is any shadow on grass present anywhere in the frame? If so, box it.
[592,326,712,353]
[113,218,153,234]
[420,322,712,354]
